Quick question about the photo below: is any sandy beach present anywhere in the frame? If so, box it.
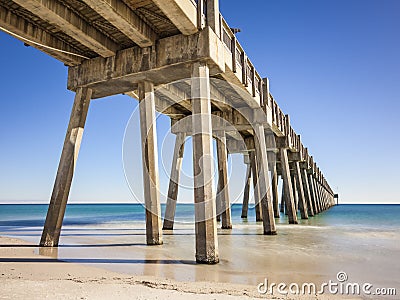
[0,235,363,300]
[1,212,399,299]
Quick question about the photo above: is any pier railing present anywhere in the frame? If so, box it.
[219,15,306,153]
[194,2,334,193]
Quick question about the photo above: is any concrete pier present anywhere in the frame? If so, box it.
[1,0,337,263]
[40,87,92,247]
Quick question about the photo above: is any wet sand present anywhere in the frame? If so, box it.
[1,219,399,299]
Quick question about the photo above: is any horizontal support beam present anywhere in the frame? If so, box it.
[67,27,225,98]
[81,0,157,47]
[0,6,83,66]
[12,0,118,57]
[152,0,198,35]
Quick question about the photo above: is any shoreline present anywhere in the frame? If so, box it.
[0,232,387,300]
[1,205,399,299]
[0,236,262,299]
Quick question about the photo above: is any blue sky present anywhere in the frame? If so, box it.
[0,0,399,204]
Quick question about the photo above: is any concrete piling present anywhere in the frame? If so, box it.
[271,164,280,218]
[293,162,308,219]
[254,124,276,235]
[163,132,186,230]
[191,62,219,264]
[215,131,232,229]
[138,81,163,245]
[280,148,298,224]
[40,87,92,247]
[249,151,263,222]
[241,163,251,218]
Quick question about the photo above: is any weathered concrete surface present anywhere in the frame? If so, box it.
[40,87,92,247]
[271,164,280,218]
[81,0,158,47]
[191,62,219,264]
[215,131,232,229]
[293,162,309,219]
[279,148,298,224]
[249,151,262,222]
[152,0,198,35]
[163,132,186,230]
[280,182,285,214]
[241,164,251,218]
[301,167,314,216]
[0,6,83,66]
[308,173,319,214]
[12,0,118,57]
[67,27,225,99]
[139,81,163,245]
[254,124,276,235]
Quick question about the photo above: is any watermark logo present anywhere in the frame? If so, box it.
[257,271,397,296]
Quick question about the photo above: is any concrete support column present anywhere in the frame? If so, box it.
[139,81,163,245]
[319,183,325,211]
[241,163,251,218]
[280,179,285,213]
[40,87,92,247]
[308,173,318,214]
[163,132,186,230]
[293,162,308,219]
[323,187,328,210]
[313,176,322,212]
[191,62,219,264]
[301,168,314,216]
[254,124,276,235]
[280,148,298,224]
[250,151,263,222]
[291,173,299,212]
[271,164,280,218]
[215,131,232,229]
[320,186,325,210]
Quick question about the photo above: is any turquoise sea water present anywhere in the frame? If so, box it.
[1,204,400,231]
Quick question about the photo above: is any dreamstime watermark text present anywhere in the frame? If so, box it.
[257,271,396,296]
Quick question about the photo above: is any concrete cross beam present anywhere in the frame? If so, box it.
[13,0,119,57]
[0,6,83,66]
[81,0,158,47]
[152,0,198,35]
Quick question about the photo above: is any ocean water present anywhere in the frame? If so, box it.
[1,203,400,231]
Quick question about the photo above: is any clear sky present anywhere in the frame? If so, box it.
[0,0,399,204]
